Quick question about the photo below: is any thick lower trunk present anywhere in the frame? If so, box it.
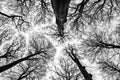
[68,52,93,80]
[51,0,71,24]
[0,53,37,73]
[51,0,71,17]
[0,56,29,73]
[74,59,93,80]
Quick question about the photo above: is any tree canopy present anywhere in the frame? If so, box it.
[0,0,120,80]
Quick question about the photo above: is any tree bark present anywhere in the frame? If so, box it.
[51,0,71,24]
[68,51,93,80]
[0,52,39,73]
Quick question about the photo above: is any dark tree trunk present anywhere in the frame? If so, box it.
[0,52,39,73]
[0,56,29,73]
[51,0,71,25]
[73,58,93,80]
[68,51,93,80]
[51,0,71,37]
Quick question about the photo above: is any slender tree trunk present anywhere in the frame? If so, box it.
[73,58,92,80]
[68,52,93,80]
[0,52,38,73]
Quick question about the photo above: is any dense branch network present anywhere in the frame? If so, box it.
[0,0,120,80]
[64,45,93,80]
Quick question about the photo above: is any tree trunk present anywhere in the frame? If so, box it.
[68,52,93,80]
[51,0,71,24]
[0,52,38,73]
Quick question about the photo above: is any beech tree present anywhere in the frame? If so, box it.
[0,33,55,75]
[3,58,47,80]
[0,0,120,80]
[64,44,93,80]
[0,0,120,41]
[50,56,81,80]
[78,23,120,80]
[0,34,25,63]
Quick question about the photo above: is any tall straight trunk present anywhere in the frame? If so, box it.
[0,52,38,73]
[68,52,93,80]
[73,58,93,80]
[51,0,71,24]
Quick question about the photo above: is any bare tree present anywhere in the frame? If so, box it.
[0,28,15,46]
[77,23,120,80]
[0,33,55,73]
[69,0,120,32]
[1,0,120,32]
[49,0,120,42]
[0,0,120,80]
[45,24,72,43]
[51,0,71,40]
[64,44,93,80]
[1,0,120,42]
[0,34,26,63]
[0,11,29,31]
[0,0,52,32]
[97,58,120,80]
[50,56,81,80]
[3,58,47,80]
[80,26,120,62]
